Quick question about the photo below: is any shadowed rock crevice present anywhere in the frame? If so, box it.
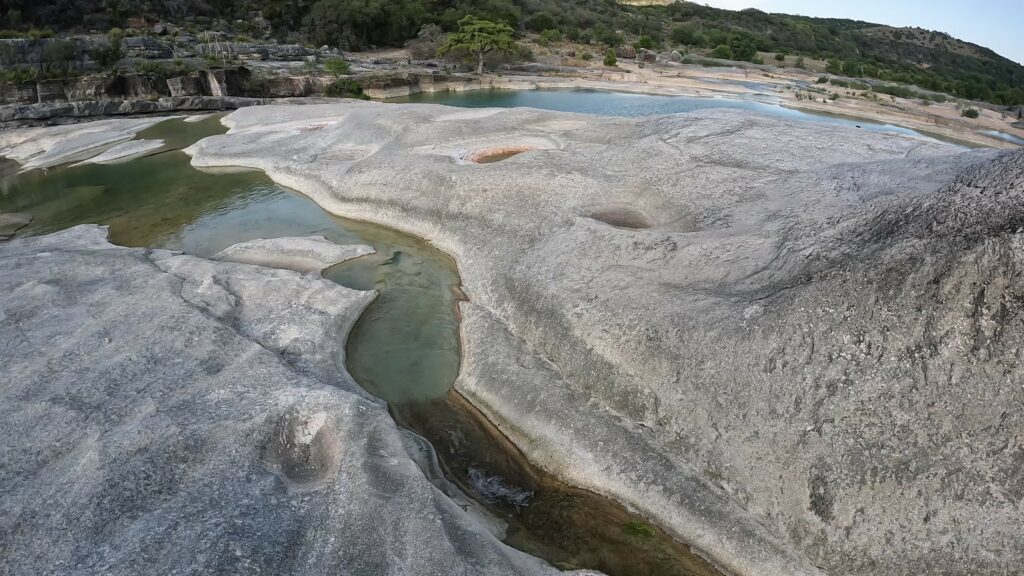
[584,206,653,229]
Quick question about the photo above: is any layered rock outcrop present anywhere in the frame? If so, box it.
[186,101,1024,576]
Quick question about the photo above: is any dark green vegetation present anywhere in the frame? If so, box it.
[437,16,516,74]
[3,0,1022,104]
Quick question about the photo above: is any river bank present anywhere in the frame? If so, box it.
[4,47,1021,148]
[365,60,1023,149]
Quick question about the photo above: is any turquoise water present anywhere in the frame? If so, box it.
[390,88,966,144]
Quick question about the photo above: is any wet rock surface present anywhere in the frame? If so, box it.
[214,235,374,272]
[187,101,1024,576]
[0,212,31,239]
[0,225,563,576]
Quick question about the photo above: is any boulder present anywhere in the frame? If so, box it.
[151,22,178,36]
[637,48,657,63]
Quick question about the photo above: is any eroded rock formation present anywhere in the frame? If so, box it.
[0,225,561,575]
[186,101,1024,576]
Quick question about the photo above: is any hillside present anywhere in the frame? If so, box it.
[2,0,1022,104]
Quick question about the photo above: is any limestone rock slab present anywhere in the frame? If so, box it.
[213,235,373,272]
[0,225,559,576]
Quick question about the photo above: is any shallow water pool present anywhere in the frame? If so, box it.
[389,87,971,145]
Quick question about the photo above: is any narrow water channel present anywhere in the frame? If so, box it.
[0,116,720,576]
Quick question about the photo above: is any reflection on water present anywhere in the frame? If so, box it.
[395,393,721,576]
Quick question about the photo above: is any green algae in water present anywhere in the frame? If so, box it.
[0,115,462,404]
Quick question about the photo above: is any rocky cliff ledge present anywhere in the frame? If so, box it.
[187,102,1024,576]
[0,226,561,576]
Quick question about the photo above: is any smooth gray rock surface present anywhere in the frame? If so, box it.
[214,235,374,272]
[186,101,1024,576]
[0,225,562,576]
[0,117,168,169]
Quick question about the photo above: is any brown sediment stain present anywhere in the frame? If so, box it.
[471,146,535,164]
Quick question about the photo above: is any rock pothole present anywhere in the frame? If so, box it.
[264,410,341,490]
[584,207,653,229]
[470,146,535,164]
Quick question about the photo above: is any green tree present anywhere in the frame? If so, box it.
[594,26,623,48]
[710,44,733,60]
[727,32,758,62]
[437,16,516,75]
[603,48,617,66]
[525,13,556,33]
[91,28,124,69]
[826,58,844,74]
[774,53,785,62]
[538,29,562,47]
[671,24,705,47]
[308,0,428,50]
[634,35,655,50]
